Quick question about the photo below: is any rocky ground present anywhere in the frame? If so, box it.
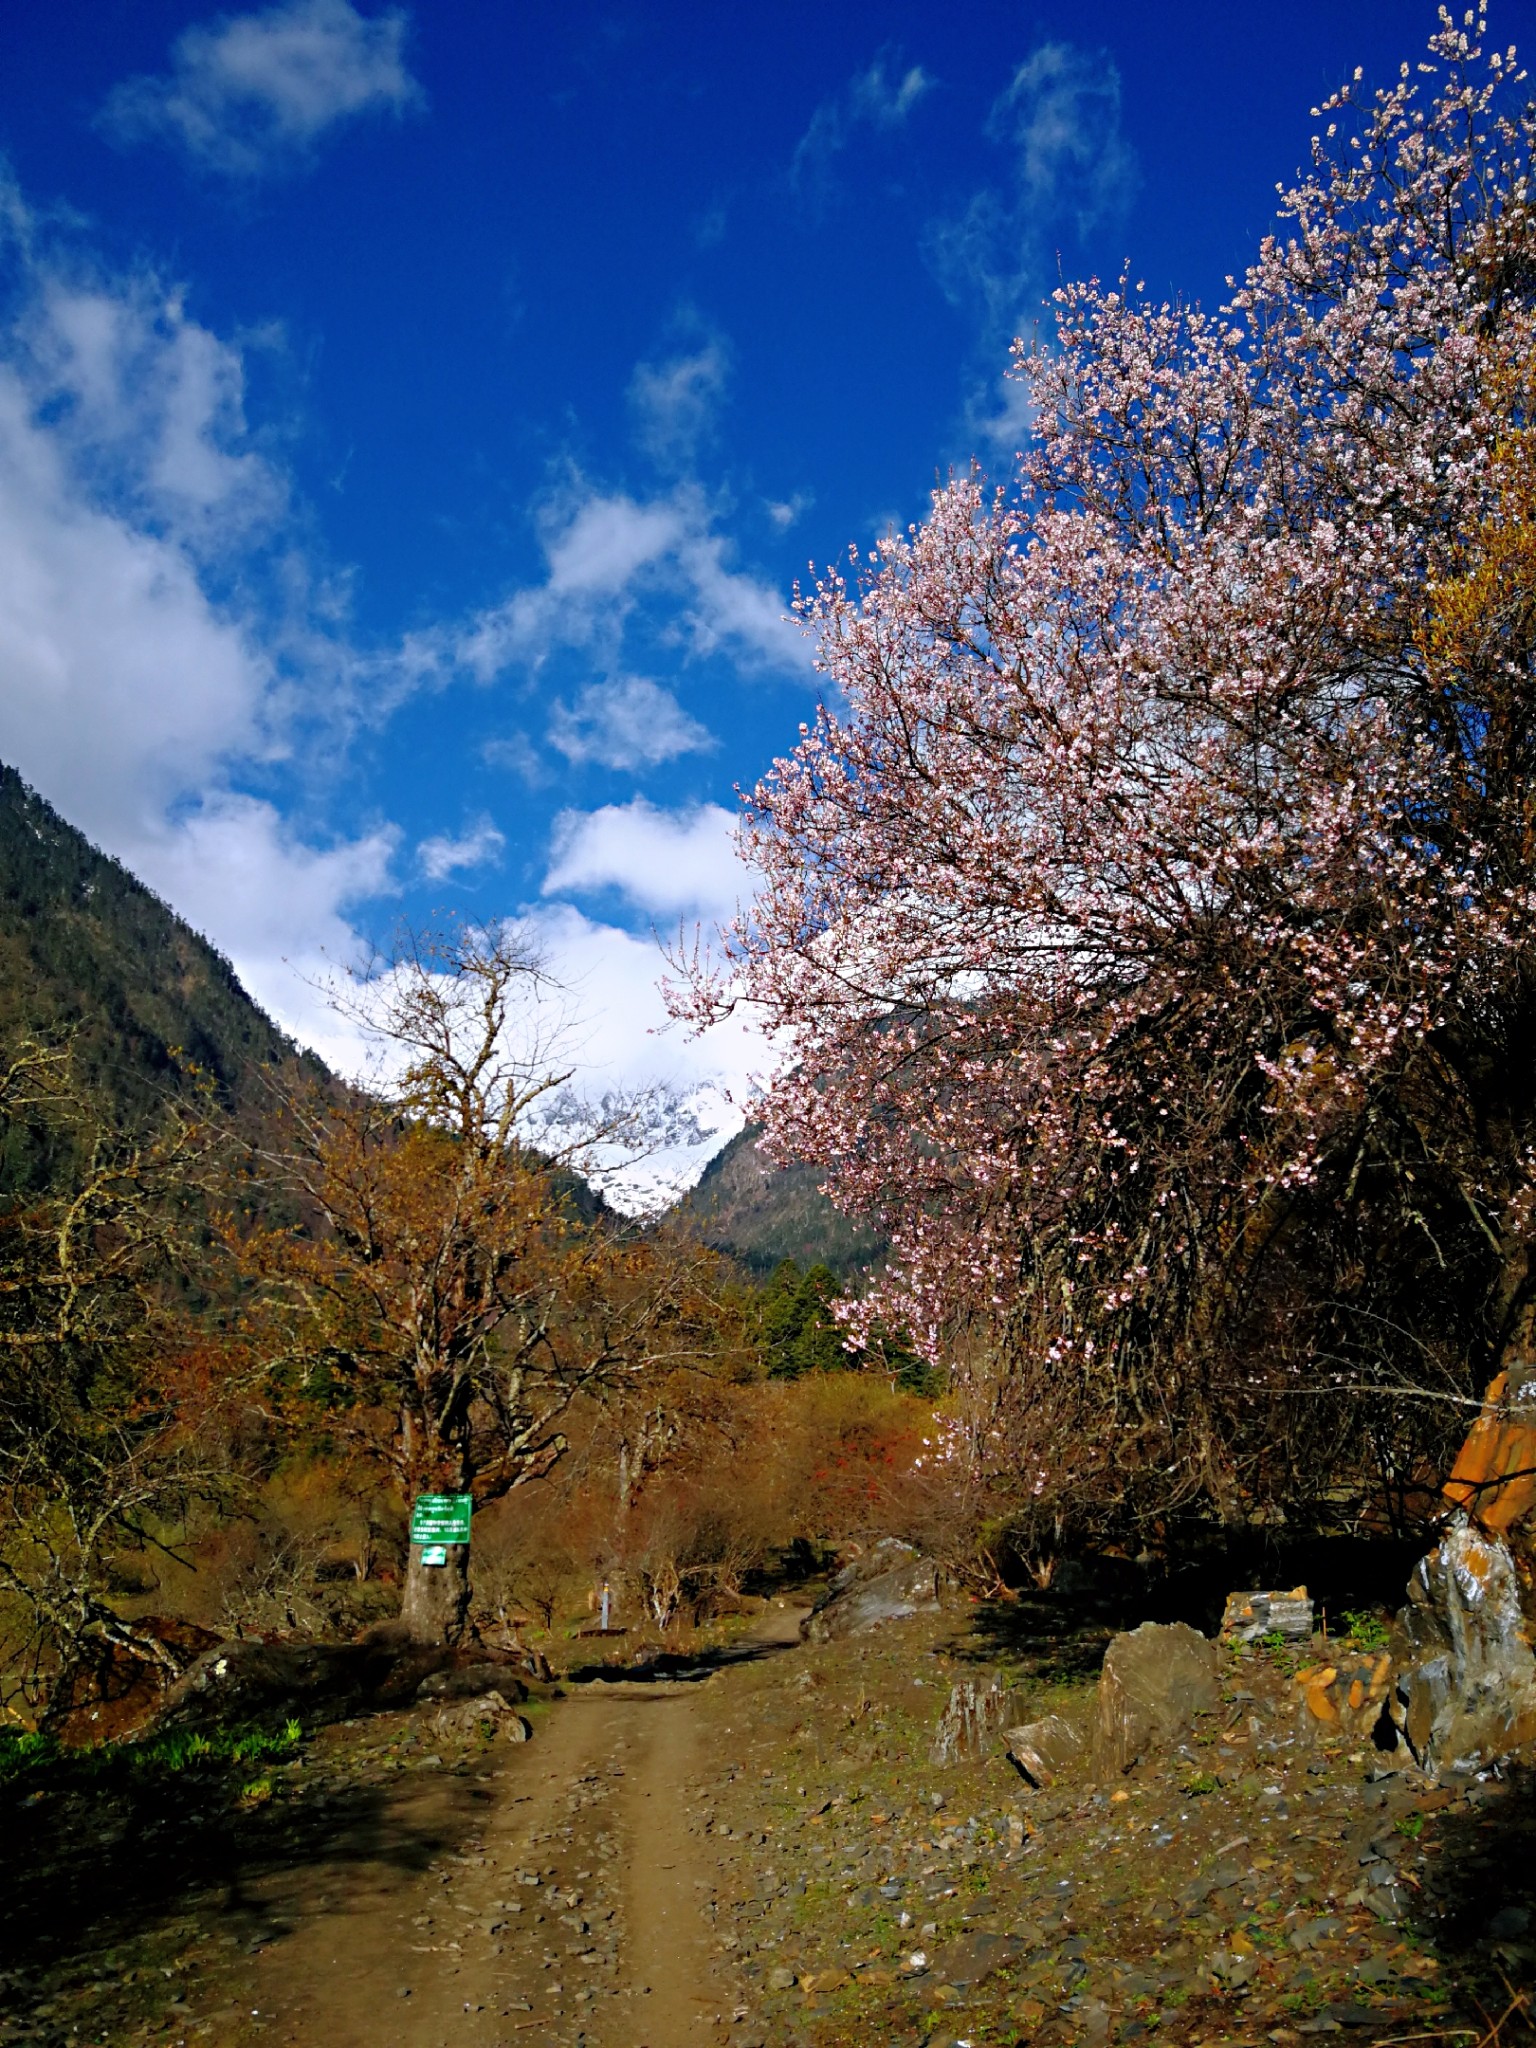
[0,1585,1531,2048]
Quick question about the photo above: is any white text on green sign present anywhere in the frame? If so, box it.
[410,1493,472,1544]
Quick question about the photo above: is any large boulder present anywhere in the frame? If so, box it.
[1094,1620,1219,1775]
[1393,1511,1536,1772]
[800,1539,940,1643]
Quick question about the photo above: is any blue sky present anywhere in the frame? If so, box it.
[0,0,1497,1195]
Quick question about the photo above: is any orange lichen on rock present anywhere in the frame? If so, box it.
[1443,1368,1536,1534]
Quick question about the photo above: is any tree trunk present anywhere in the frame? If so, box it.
[400,1541,470,1645]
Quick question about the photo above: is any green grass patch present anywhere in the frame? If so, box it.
[1340,1610,1392,1651]
[0,1714,304,1792]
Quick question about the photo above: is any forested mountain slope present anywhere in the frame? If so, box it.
[0,763,307,1164]
[676,1121,885,1278]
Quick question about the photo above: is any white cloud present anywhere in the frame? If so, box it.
[133,795,397,1059]
[677,524,803,665]
[962,359,1038,470]
[0,184,388,1044]
[437,480,805,685]
[100,0,423,180]
[418,817,506,880]
[17,272,282,551]
[792,49,933,193]
[445,489,683,682]
[543,799,745,923]
[0,364,270,848]
[628,337,729,469]
[548,676,715,772]
[851,55,932,128]
[765,490,814,531]
[991,43,1136,239]
[522,900,770,1210]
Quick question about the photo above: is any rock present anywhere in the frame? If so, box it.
[800,1540,940,1643]
[1488,1905,1532,1941]
[766,1968,797,1992]
[1288,1916,1341,1952]
[926,1932,1023,1985]
[929,1678,1028,1765]
[1209,1949,1258,1989]
[1221,1588,1314,1644]
[1393,1511,1536,1771]
[416,1663,529,1704]
[1363,1884,1407,1924]
[431,1690,530,1740]
[799,1967,852,1993]
[1003,1713,1084,1788]
[1293,1653,1395,1740]
[1094,1621,1219,1775]
[1442,1364,1536,1533]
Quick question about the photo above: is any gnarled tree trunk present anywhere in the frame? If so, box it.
[400,1542,471,1645]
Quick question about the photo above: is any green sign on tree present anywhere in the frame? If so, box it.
[410,1493,472,1545]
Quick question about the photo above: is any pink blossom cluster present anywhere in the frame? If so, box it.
[677,18,1536,1393]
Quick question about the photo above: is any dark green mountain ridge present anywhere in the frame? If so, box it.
[0,763,307,1171]
[674,1120,884,1279]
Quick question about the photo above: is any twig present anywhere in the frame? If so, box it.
[1372,2032,1478,2046]
[1472,1981,1531,2048]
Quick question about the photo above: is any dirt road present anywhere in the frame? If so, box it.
[213,1611,803,2048]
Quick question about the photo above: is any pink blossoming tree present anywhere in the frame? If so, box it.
[680,16,1536,1529]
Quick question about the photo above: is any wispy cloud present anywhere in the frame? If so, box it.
[764,490,814,532]
[417,817,505,880]
[100,0,423,180]
[792,49,933,196]
[419,478,804,687]
[928,41,1135,332]
[628,334,729,471]
[548,676,715,772]
[543,798,743,922]
[481,730,547,784]
[926,41,1136,461]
